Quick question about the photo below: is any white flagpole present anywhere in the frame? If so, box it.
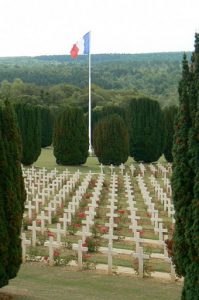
[88,31,92,155]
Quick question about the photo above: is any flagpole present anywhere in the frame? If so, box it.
[88,31,92,155]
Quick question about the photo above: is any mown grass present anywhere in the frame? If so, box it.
[1,263,182,300]
[34,148,134,173]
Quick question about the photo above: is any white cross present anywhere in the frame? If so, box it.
[59,213,69,231]
[25,200,35,219]
[154,223,168,241]
[21,232,31,263]
[44,236,60,266]
[119,163,125,175]
[164,256,176,281]
[109,164,115,175]
[27,220,41,246]
[50,223,66,244]
[37,211,48,234]
[45,202,56,224]
[133,247,150,278]
[99,164,104,174]
[102,243,117,275]
[72,240,88,270]
[80,225,92,242]
[103,228,118,246]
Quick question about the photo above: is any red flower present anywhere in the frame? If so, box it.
[138,230,145,237]
[118,210,125,214]
[99,226,108,234]
[78,212,86,218]
[85,193,92,199]
[47,231,55,237]
[83,253,92,260]
[74,223,81,228]
[53,250,60,257]
[82,242,88,247]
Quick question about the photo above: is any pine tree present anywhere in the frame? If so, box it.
[0,100,26,287]
[93,114,129,165]
[53,107,88,165]
[172,34,199,300]
[163,105,178,162]
[41,106,53,148]
[126,97,165,162]
[14,103,41,165]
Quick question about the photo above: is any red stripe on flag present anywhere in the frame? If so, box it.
[70,44,79,58]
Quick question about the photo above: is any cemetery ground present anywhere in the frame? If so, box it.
[2,148,183,299]
[1,263,182,300]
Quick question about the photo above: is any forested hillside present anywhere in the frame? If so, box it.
[0,52,191,107]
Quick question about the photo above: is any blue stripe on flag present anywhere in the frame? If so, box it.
[83,32,90,54]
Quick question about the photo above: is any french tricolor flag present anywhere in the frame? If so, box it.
[70,32,90,58]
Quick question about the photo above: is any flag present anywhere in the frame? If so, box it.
[70,32,90,58]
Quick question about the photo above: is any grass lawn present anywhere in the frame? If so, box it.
[34,148,134,173]
[1,263,182,300]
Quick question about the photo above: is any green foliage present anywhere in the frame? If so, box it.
[14,103,41,165]
[126,97,165,162]
[163,105,178,162]
[93,114,129,165]
[172,34,199,300]
[41,106,53,148]
[0,100,26,287]
[53,106,88,165]
[0,52,192,107]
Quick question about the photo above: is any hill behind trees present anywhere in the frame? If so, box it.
[0,52,192,107]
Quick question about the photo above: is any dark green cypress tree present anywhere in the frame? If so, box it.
[172,54,192,278]
[41,106,53,148]
[93,114,129,165]
[163,105,178,162]
[53,107,88,165]
[14,103,41,165]
[172,34,199,300]
[0,100,26,287]
[126,97,165,162]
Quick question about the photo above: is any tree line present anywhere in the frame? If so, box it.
[0,52,192,107]
[8,97,177,166]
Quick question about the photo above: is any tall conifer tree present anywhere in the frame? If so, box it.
[53,107,88,165]
[14,103,41,165]
[41,106,53,148]
[163,105,178,162]
[93,114,129,165]
[126,97,165,162]
[0,100,26,287]
[172,34,199,300]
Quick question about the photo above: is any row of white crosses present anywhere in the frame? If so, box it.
[161,175,172,197]
[148,163,158,176]
[139,163,146,177]
[23,171,93,264]
[136,174,168,242]
[149,175,175,222]
[102,173,119,274]
[72,174,105,269]
[24,168,71,219]
[136,173,176,280]
[56,171,93,239]
[123,173,143,253]
[79,173,105,243]
[24,170,88,247]
[123,173,150,278]
[36,172,93,265]
[31,170,82,234]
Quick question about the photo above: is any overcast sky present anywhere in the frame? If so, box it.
[0,0,199,57]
